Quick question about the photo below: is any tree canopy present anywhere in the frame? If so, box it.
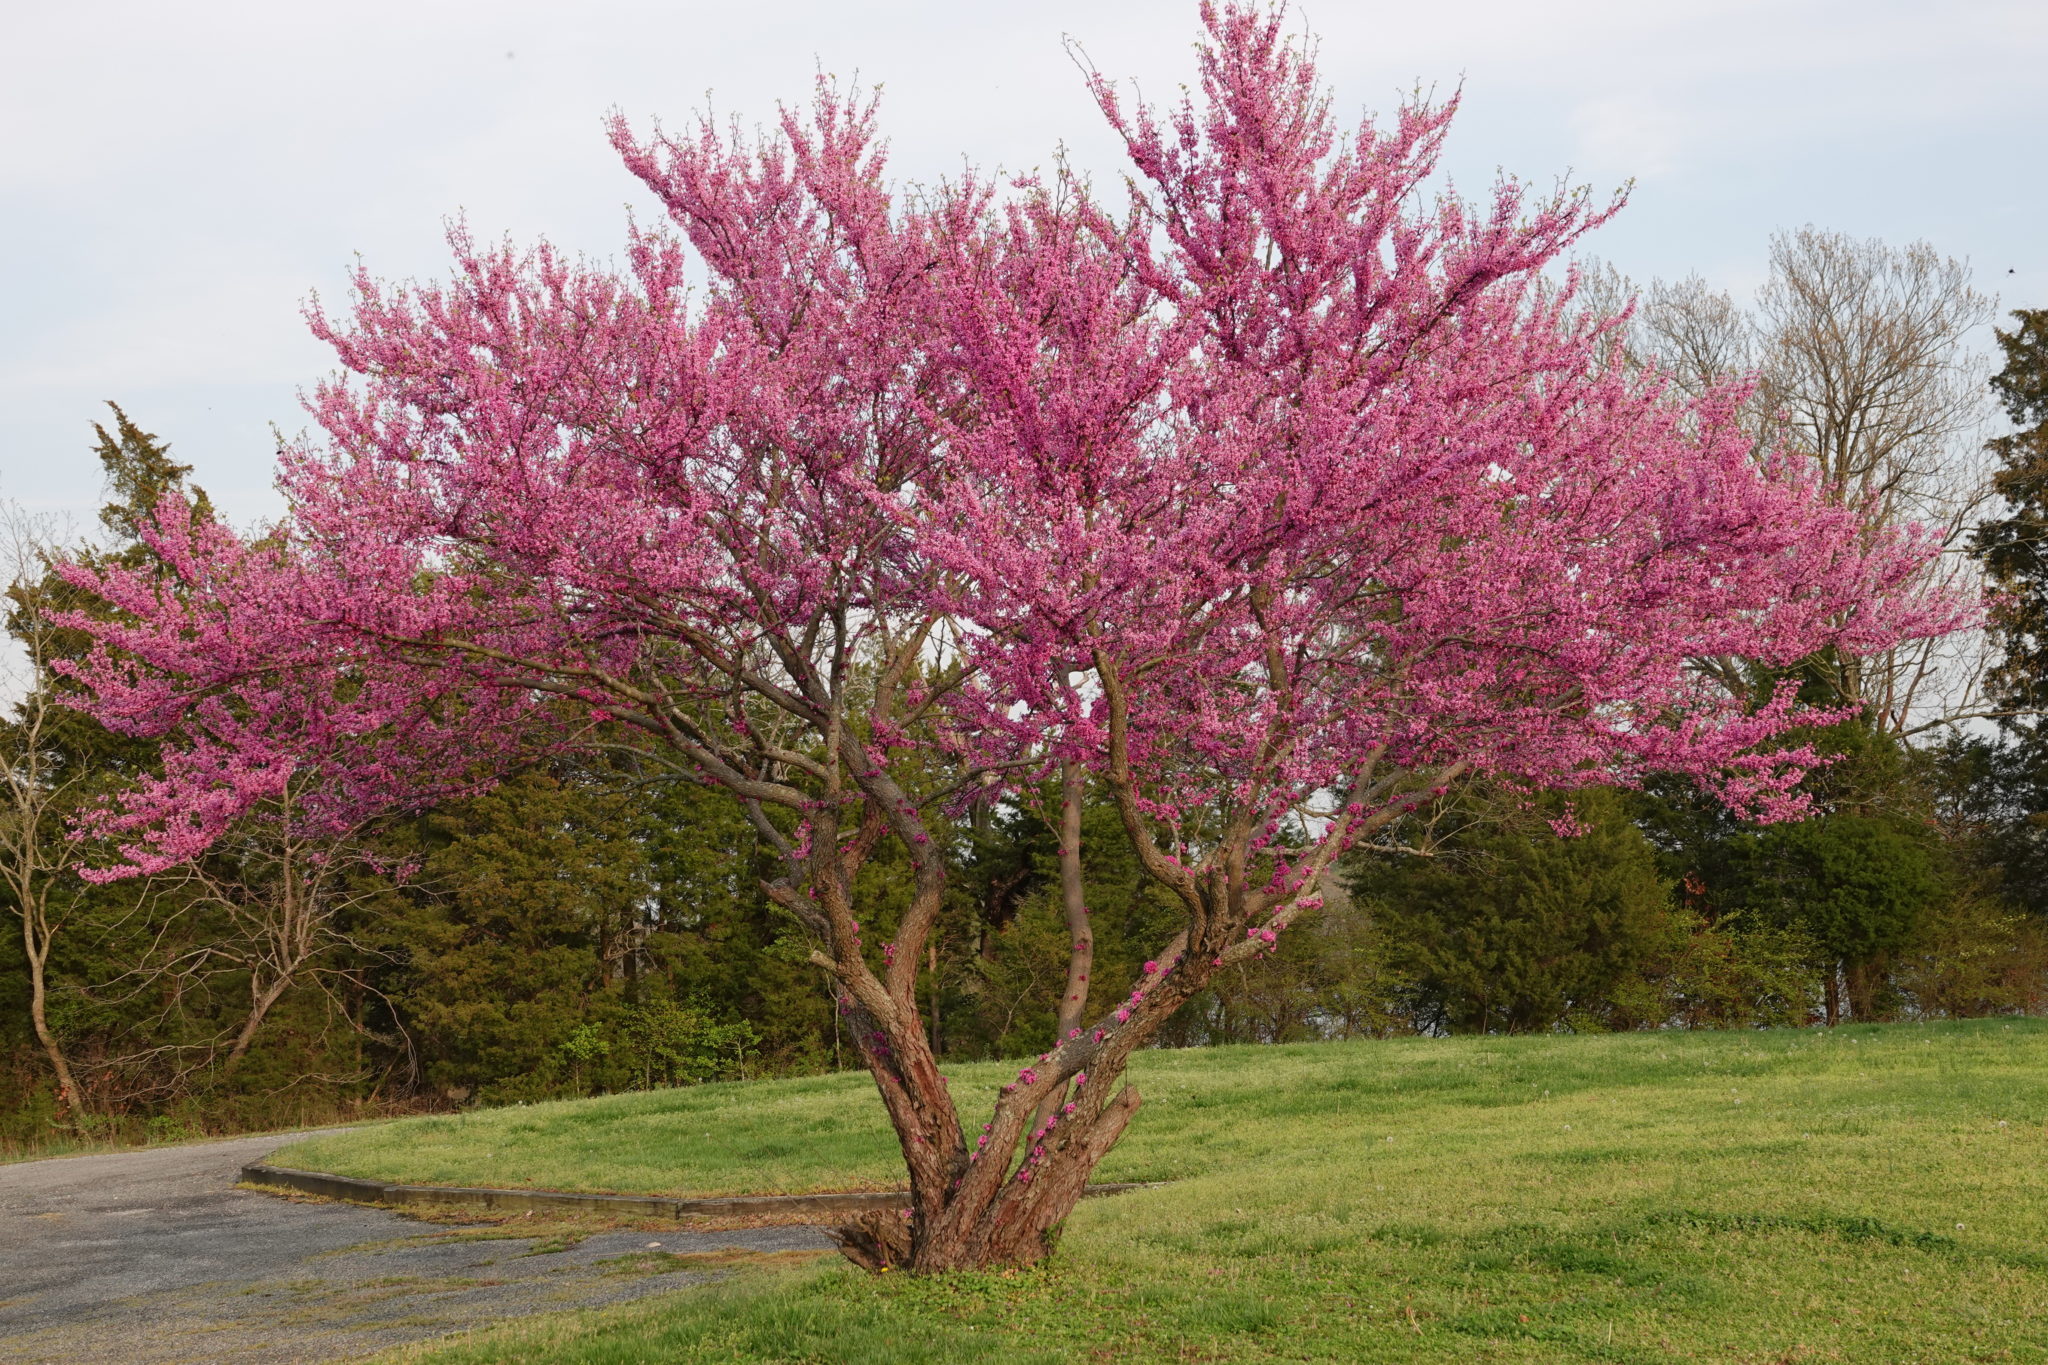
[49,3,1959,1271]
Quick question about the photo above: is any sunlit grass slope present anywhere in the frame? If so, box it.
[326,1020,2048,1363]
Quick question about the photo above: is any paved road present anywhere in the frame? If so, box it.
[0,1132,831,1364]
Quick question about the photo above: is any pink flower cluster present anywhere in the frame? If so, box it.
[41,4,1966,1237]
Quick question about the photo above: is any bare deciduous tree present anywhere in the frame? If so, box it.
[1642,272,1758,407]
[1753,231,1995,732]
[1757,230,1992,524]
[1,504,86,1118]
[79,781,401,1099]
[1584,229,1996,734]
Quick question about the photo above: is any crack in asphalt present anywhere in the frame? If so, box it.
[0,1132,831,1363]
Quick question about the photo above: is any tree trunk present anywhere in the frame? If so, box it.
[826,920,1222,1273]
[827,1010,1149,1273]
[1034,762,1092,1134]
[1843,959,1884,1023]
[220,973,295,1076]
[927,942,942,1055]
[22,907,79,1118]
[823,764,1125,1275]
[812,679,1409,1273]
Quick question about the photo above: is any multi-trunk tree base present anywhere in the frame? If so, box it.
[828,1081,1142,1273]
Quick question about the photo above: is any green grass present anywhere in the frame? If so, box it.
[334,1019,2048,1363]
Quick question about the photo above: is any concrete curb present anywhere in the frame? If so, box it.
[239,1163,1159,1219]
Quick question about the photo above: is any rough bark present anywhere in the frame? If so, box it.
[2,507,85,1119]
[219,975,295,1076]
[20,911,79,1116]
[821,667,1446,1274]
[1033,761,1093,1135]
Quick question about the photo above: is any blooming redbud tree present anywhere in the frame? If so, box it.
[57,4,1959,1271]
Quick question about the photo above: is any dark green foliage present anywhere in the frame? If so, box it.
[938,791,1183,1057]
[88,403,214,542]
[371,773,655,1103]
[1639,714,1963,1022]
[559,1001,758,1091]
[1976,308,2048,725]
[1352,789,1685,1033]
[1718,815,1937,965]
[1969,309,2048,925]
[1165,886,1415,1044]
[362,765,813,1103]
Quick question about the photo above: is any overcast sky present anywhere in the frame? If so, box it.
[3,0,2041,529]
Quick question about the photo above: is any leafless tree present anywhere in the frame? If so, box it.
[1643,273,1759,407]
[0,503,86,1118]
[82,780,402,1097]
[1754,231,1995,732]
[1757,230,1992,522]
[1581,229,1996,735]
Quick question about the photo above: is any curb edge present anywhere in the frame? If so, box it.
[238,1163,1158,1219]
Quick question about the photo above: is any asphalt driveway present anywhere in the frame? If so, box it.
[0,1131,831,1364]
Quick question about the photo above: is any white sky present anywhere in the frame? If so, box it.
[2,0,2042,528]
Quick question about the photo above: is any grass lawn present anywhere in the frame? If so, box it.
[311,1019,2048,1363]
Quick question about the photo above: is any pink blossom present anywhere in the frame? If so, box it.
[40,0,1966,1266]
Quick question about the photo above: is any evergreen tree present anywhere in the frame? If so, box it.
[3,406,213,1126]
[11,404,205,780]
[1971,310,2048,915]
[1353,789,1681,1034]
[1636,718,1945,1024]
[6,406,369,1136]
[1975,309,2048,726]
[947,788,1184,1058]
[361,760,811,1102]
[1718,814,1938,1022]
[88,404,214,543]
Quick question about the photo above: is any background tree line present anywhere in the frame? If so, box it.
[4,230,2045,1152]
